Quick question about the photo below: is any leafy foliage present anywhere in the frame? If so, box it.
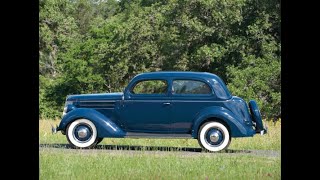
[39,0,280,120]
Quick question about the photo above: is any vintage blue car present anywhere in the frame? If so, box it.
[53,71,267,152]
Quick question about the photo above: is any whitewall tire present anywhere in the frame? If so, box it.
[198,121,231,152]
[66,119,98,148]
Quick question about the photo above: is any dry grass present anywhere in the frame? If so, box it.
[40,119,280,150]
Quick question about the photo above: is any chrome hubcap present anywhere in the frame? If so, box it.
[73,124,92,143]
[205,128,224,146]
[77,127,88,138]
[209,132,220,142]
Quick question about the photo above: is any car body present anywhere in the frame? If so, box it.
[53,71,267,152]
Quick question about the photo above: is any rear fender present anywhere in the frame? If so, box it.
[57,108,126,138]
[191,106,255,138]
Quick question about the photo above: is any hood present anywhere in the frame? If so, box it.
[67,92,123,101]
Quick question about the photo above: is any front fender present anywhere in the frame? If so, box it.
[57,108,126,138]
[191,106,255,138]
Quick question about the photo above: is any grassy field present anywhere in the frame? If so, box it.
[40,119,281,179]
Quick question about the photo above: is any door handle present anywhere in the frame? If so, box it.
[163,102,171,105]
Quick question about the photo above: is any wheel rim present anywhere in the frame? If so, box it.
[67,119,98,148]
[199,122,230,152]
[72,124,93,143]
[205,128,224,146]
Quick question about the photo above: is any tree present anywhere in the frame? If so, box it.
[39,0,281,120]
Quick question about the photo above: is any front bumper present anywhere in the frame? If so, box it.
[257,126,268,135]
[255,123,268,135]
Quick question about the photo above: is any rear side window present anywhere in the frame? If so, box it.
[132,80,167,94]
[172,80,212,95]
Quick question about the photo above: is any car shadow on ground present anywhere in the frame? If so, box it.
[39,143,251,154]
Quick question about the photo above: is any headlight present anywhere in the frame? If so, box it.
[62,100,73,117]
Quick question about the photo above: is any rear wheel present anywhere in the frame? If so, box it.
[66,119,99,149]
[198,121,231,152]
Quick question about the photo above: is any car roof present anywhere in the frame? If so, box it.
[127,71,232,99]
[134,71,220,79]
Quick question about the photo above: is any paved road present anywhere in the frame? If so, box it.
[39,144,280,158]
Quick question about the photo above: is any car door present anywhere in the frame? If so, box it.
[121,79,172,133]
[170,79,215,133]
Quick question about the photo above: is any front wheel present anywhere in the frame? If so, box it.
[198,121,231,152]
[66,119,99,149]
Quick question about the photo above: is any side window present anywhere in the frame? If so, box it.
[131,80,167,94]
[172,80,212,95]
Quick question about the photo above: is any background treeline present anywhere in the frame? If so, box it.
[39,0,280,120]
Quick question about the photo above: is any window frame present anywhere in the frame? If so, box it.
[129,79,169,96]
[170,78,215,97]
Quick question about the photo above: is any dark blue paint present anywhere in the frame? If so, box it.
[249,100,264,132]
[190,105,255,137]
[57,108,126,138]
[57,71,266,139]
[121,100,172,132]
[67,92,123,101]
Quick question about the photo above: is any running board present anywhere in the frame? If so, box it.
[125,132,192,139]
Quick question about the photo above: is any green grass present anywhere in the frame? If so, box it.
[40,149,280,180]
[40,119,281,179]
